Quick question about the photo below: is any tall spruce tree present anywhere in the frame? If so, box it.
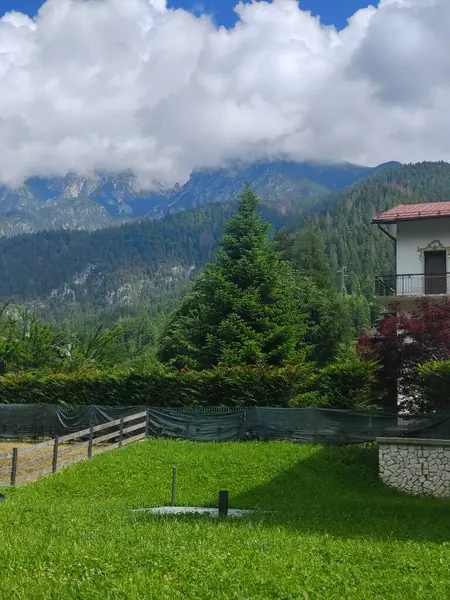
[157,185,304,369]
[276,227,333,290]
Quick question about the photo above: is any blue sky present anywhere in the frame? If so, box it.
[3,0,375,30]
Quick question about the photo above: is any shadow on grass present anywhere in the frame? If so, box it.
[129,444,450,543]
[226,444,450,543]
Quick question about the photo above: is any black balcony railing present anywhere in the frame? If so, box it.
[375,273,450,297]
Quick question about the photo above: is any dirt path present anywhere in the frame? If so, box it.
[0,440,95,486]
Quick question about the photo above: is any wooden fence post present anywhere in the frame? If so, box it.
[145,409,150,438]
[10,448,18,486]
[88,424,94,459]
[52,436,59,473]
[119,417,124,447]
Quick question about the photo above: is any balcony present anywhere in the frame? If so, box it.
[375,273,450,308]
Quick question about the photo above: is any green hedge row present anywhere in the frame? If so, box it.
[310,359,378,410]
[418,360,450,413]
[0,360,377,409]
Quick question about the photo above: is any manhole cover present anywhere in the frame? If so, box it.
[131,506,257,518]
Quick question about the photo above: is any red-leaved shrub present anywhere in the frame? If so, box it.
[358,298,450,412]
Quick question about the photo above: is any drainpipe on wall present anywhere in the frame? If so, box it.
[376,223,399,411]
[377,223,397,310]
[377,223,397,263]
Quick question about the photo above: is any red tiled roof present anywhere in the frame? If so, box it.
[373,202,450,223]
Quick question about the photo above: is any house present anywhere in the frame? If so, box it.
[373,202,450,311]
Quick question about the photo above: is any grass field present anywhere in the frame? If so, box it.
[0,439,450,599]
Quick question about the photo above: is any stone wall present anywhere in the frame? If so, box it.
[377,437,450,498]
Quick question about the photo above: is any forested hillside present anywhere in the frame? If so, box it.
[0,202,293,320]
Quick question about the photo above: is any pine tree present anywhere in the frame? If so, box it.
[157,185,303,369]
[291,228,333,289]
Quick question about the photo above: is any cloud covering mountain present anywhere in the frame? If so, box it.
[0,0,448,188]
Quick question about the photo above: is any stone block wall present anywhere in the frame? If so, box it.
[377,437,450,498]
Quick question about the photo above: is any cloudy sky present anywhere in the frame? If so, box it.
[0,0,448,188]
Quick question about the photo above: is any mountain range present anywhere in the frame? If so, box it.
[0,160,399,237]
[3,159,449,325]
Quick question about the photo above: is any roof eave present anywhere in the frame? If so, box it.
[372,218,397,225]
[372,214,450,225]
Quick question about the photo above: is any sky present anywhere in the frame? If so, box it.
[2,1,375,30]
[0,0,449,188]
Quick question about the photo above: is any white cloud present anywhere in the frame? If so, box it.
[0,0,449,188]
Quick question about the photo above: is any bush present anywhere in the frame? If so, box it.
[316,360,378,409]
[289,391,327,408]
[0,360,377,410]
[0,363,316,408]
[417,361,450,413]
[359,298,450,412]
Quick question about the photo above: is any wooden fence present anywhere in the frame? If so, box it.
[0,410,149,487]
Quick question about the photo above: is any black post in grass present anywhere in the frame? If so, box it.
[10,448,18,487]
[218,490,228,517]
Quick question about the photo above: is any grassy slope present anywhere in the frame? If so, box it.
[0,440,449,599]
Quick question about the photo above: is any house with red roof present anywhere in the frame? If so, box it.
[373,202,450,310]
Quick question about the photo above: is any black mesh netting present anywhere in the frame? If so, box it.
[1,405,450,443]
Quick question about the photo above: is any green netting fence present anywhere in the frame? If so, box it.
[1,405,450,443]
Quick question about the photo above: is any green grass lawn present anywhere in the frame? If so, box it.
[1,439,450,599]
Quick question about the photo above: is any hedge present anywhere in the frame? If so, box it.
[418,361,450,413]
[290,360,378,409]
[0,365,313,407]
[316,360,378,409]
[0,360,377,409]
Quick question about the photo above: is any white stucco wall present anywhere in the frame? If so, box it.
[396,218,450,295]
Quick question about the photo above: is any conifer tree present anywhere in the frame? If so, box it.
[158,185,304,369]
[287,228,333,289]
